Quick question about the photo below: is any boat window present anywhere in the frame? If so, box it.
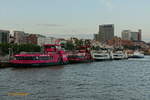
[15,56,37,60]
[45,46,56,49]
[49,56,53,60]
[16,56,53,60]
[68,55,84,58]
[94,55,108,57]
[39,56,49,60]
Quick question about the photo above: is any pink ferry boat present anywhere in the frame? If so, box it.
[10,44,68,67]
[68,46,93,63]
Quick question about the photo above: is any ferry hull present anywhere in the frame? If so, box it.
[129,56,144,58]
[12,62,62,67]
[69,59,92,64]
[93,58,111,61]
[92,55,111,61]
[10,44,69,67]
[68,55,93,64]
[113,58,124,60]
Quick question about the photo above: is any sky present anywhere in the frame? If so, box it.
[0,0,150,41]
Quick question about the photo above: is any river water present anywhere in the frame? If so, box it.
[0,56,150,100]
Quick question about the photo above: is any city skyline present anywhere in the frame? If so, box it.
[0,0,150,41]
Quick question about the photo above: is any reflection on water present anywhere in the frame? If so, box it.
[0,57,150,100]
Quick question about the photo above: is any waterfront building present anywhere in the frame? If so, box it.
[131,32,138,41]
[37,35,46,46]
[98,24,114,43]
[0,30,10,43]
[27,34,38,44]
[14,31,29,44]
[94,24,114,43]
[37,36,56,46]
[44,37,56,44]
[107,36,136,48]
[121,29,142,41]
[107,36,122,47]
[94,34,99,41]
[121,30,131,40]
[138,29,142,41]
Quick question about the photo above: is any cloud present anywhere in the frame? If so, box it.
[37,24,64,27]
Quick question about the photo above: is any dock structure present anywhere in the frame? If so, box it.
[0,55,11,68]
[0,61,11,68]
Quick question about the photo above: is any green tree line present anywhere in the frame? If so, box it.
[0,43,41,56]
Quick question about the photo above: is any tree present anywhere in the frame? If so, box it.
[0,43,41,55]
[64,41,75,50]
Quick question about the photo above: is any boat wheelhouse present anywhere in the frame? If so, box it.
[113,51,126,60]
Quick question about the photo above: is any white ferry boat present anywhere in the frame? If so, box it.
[92,49,112,61]
[113,51,126,60]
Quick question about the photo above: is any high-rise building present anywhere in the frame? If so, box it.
[0,30,10,43]
[122,29,142,41]
[138,29,142,41]
[131,32,138,41]
[121,30,131,40]
[14,31,29,44]
[94,34,99,41]
[98,24,114,43]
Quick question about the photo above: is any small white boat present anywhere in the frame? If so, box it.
[129,51,144,58]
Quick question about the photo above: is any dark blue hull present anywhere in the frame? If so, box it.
[69,59,93,64]
[129,56,144,58]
